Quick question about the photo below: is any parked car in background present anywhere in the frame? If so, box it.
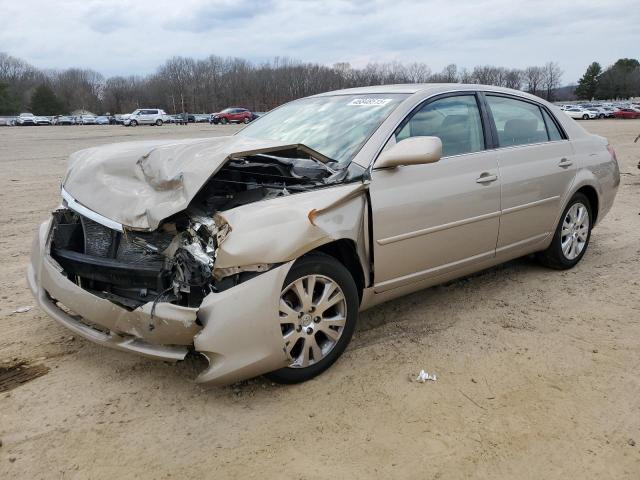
[34,116,52,125]
[210,107,253,124]
[54,115,75,125]
[16,113,36,126]
[0,117,15,126]
[96,116,110,125]
[28,84,619,386]
[168,114,187,125]
[78,115,97,125]
[600,107,617,118]
[123,108,170,126]
[586,107,607,119]
[564,107,596,120]
[613,108,640,119]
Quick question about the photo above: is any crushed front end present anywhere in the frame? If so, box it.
[28,146,360,384]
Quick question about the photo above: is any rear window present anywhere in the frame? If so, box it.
[542,110,563,141]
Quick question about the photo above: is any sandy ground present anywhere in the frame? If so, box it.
[0,120,639,479]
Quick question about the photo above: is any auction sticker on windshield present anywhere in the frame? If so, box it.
[347,98,393,106]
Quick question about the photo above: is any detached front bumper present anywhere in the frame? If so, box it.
[28,218,292,385]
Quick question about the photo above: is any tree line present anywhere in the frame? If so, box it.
[1,51,566,115]
[575,58,640,100]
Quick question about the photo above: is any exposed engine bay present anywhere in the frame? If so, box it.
[50,149,357,311]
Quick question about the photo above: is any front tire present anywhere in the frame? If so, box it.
[537,193,592,270]
[130,120,138,126]
[265,252,359,384]
[155,119,163,126]
[582,114,589,120]
[220,117,228,125]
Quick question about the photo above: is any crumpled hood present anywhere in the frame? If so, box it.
[62,136,304,230]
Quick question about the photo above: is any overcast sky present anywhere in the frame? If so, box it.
[2,0,639,83]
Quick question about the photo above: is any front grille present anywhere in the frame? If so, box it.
[81,217,113,257]
[50,209,175,308]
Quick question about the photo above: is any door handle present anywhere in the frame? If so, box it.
[476,173,498,184]
[558,158,573,168]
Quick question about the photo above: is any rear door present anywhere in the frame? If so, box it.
[369,93,501,292]
[141,109,156,124]
[483,94,576,252]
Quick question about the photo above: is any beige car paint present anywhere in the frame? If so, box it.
[63,136,334,231]
[214,183,366,270]
[370,148,502,290]
[494,140,577,250]
[28,84,620,385]
[194,262,295,386]
[375,136,442,168]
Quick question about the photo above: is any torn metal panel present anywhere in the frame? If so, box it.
[213,183,367,270]
[62,136,342,231]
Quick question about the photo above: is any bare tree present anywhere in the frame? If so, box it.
[524,66,545,96]
[542,61,563,101]
[504,69,523,90]
[0,50,583,114]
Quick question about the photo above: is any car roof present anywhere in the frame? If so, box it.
[311,83,553,105]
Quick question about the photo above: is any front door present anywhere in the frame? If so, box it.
[369,93,501,293]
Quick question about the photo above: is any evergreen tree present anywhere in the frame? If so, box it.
[0,81,20,115]
[29,83,64,115]
[574,62,602,100]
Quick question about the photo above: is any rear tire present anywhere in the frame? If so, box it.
[537,193,592,270]
[265,252,359,384]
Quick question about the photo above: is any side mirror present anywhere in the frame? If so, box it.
[376,136,442,169]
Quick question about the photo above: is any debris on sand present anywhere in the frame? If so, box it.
[415,370,437,383]
[12,306,33,314]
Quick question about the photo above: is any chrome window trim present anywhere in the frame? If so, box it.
[61,187,124,232]
[367,88,570,173]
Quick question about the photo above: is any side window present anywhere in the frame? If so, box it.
[395,95,485,157]
[486,96,549,147]
[542,109,563,141]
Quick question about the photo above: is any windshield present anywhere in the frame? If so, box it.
[237,94,408,165]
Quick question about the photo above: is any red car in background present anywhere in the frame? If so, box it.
[210,107,254,124]
[613,108,640,119]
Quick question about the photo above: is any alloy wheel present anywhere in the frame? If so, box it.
[561,202,589,260]
[279,274,347,368]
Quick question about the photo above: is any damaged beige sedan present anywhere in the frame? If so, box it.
[28,85,620,385]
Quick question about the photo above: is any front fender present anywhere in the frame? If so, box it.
[214,183,367,270]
